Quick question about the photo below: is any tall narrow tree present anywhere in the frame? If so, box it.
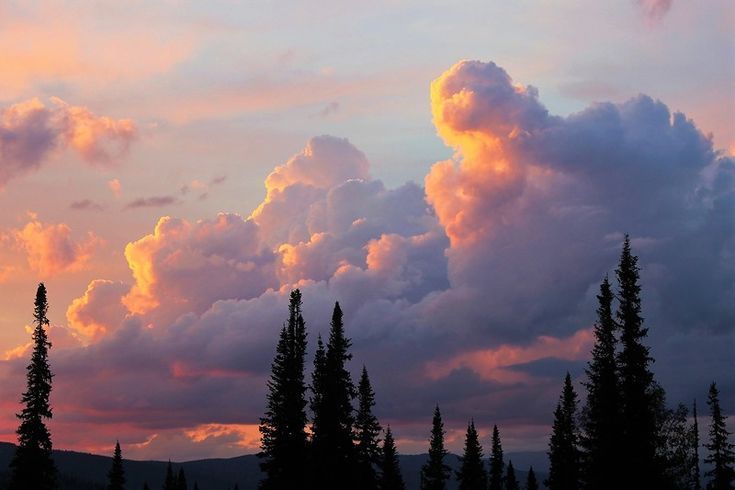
[163,462,176,490]
[580,276,621,490]
[526,466,539,490]
[311,302,357,488]
[488,425,504,490]
[380,426,406,490]
[421,405,450,490]
[505,460,520,490]
[176,468,187,490]
[547,373,580,490]
[615,236,660,487]
[9,283,57,490]
[456,420,487,490]
[693,400,701,490]
[259,290,309,489]
[704,382,735,490]
[355,366,382,490]
[107,441,126,490]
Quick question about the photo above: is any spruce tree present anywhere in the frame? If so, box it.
[420,405,450,490]
[193,484,199,490]
[488,425,504,490]
[580,276,621,490]
[355,366,382,490]
[163,462,176,490]
[310,302,357,488]
[380,426,406,490]
[259,290,309,489]
[615,236,660,487]
[107,441,125,490]
[505,460,520,490]
[547,373,580,490]
[704,382,735,490]
[456,420,487,490]
[143,483,150,490]
[526,466,539,490]
[693,400,701,490]
[9,283,57,490]
[176,467,187,490]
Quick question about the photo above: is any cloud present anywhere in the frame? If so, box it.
[70,199,106,211]
[11,216,101,277]
[0,98,136,187]
[124,195,179,210]
[637,0,674,22]
[1,61,732,459]
[108,178,122,198]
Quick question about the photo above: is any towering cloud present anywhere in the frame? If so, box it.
[0,97,136,187]
[0,61,732,459]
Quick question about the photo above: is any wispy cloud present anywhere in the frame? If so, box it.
[124,195,178,210]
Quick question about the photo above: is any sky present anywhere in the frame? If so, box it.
[0,0,733,461]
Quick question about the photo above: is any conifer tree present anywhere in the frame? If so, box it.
[380,427,406,490]
[420,405,450,490]
[143,483,150,490]
[310,302,357,488]
[488,425,504,490]
[163,462,176,490]
[526,466,539,490]
[547,373,580,490]
[107,441,125,490]
[355,366,382,490]
[615,236,661,487]
[259,290,309,489]
[193,483,199,490]
[9,283,57,490]
[505,460,520,490]
[176,467,187,490]
[704,382,735,490]
[580,276,621,490]
[456,420,486,490]
[693,400,701,490]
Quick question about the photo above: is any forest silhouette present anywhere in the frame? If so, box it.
[3,237,733,489]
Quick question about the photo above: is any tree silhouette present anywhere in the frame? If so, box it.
[488,425,504,490]
[693,400,701,490]
[310,302,357,488]
[704,382,734,490]
[420,405,450,490]
[259,290,309,489]
[456,420,487,490]
[355,366,382,490]
[526,466,539,490]
[615,236,661,487]
[580,276,622,490]
[505,460,520,490]
[547,372,580,490]
[176,467,187,490]
[107,441,125,490]
[143,483,150,490]
[163,461,176,490]
[380,426,406,490]
[9,283,57,490]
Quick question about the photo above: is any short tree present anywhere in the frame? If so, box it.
[420,405,450,490]
[107,441,125,490]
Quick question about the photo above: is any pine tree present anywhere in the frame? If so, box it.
[107,441,125,490]
[580,276,621,490]
[421,405,450,490]
[488,425,504,490]
[193,483,199,490]
[456,420,486,490]
[615,236,661,487]
[505,460,520,490]
[693,400,701,490]
[547,373,580,490]
[526,466,539,490]
[143,483,150,490]
[9,283,57,490]
[176,467,187,490]
[310,302,357,488]
[380,426,406,490]
[259,290,309,489]
[355,366,382,490]
[163,461,176,490]
[704,382,735,490]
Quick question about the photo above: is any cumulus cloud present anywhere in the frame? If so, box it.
[1,61,732,459]
[0,98,136,188]
[11,216,101,277]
